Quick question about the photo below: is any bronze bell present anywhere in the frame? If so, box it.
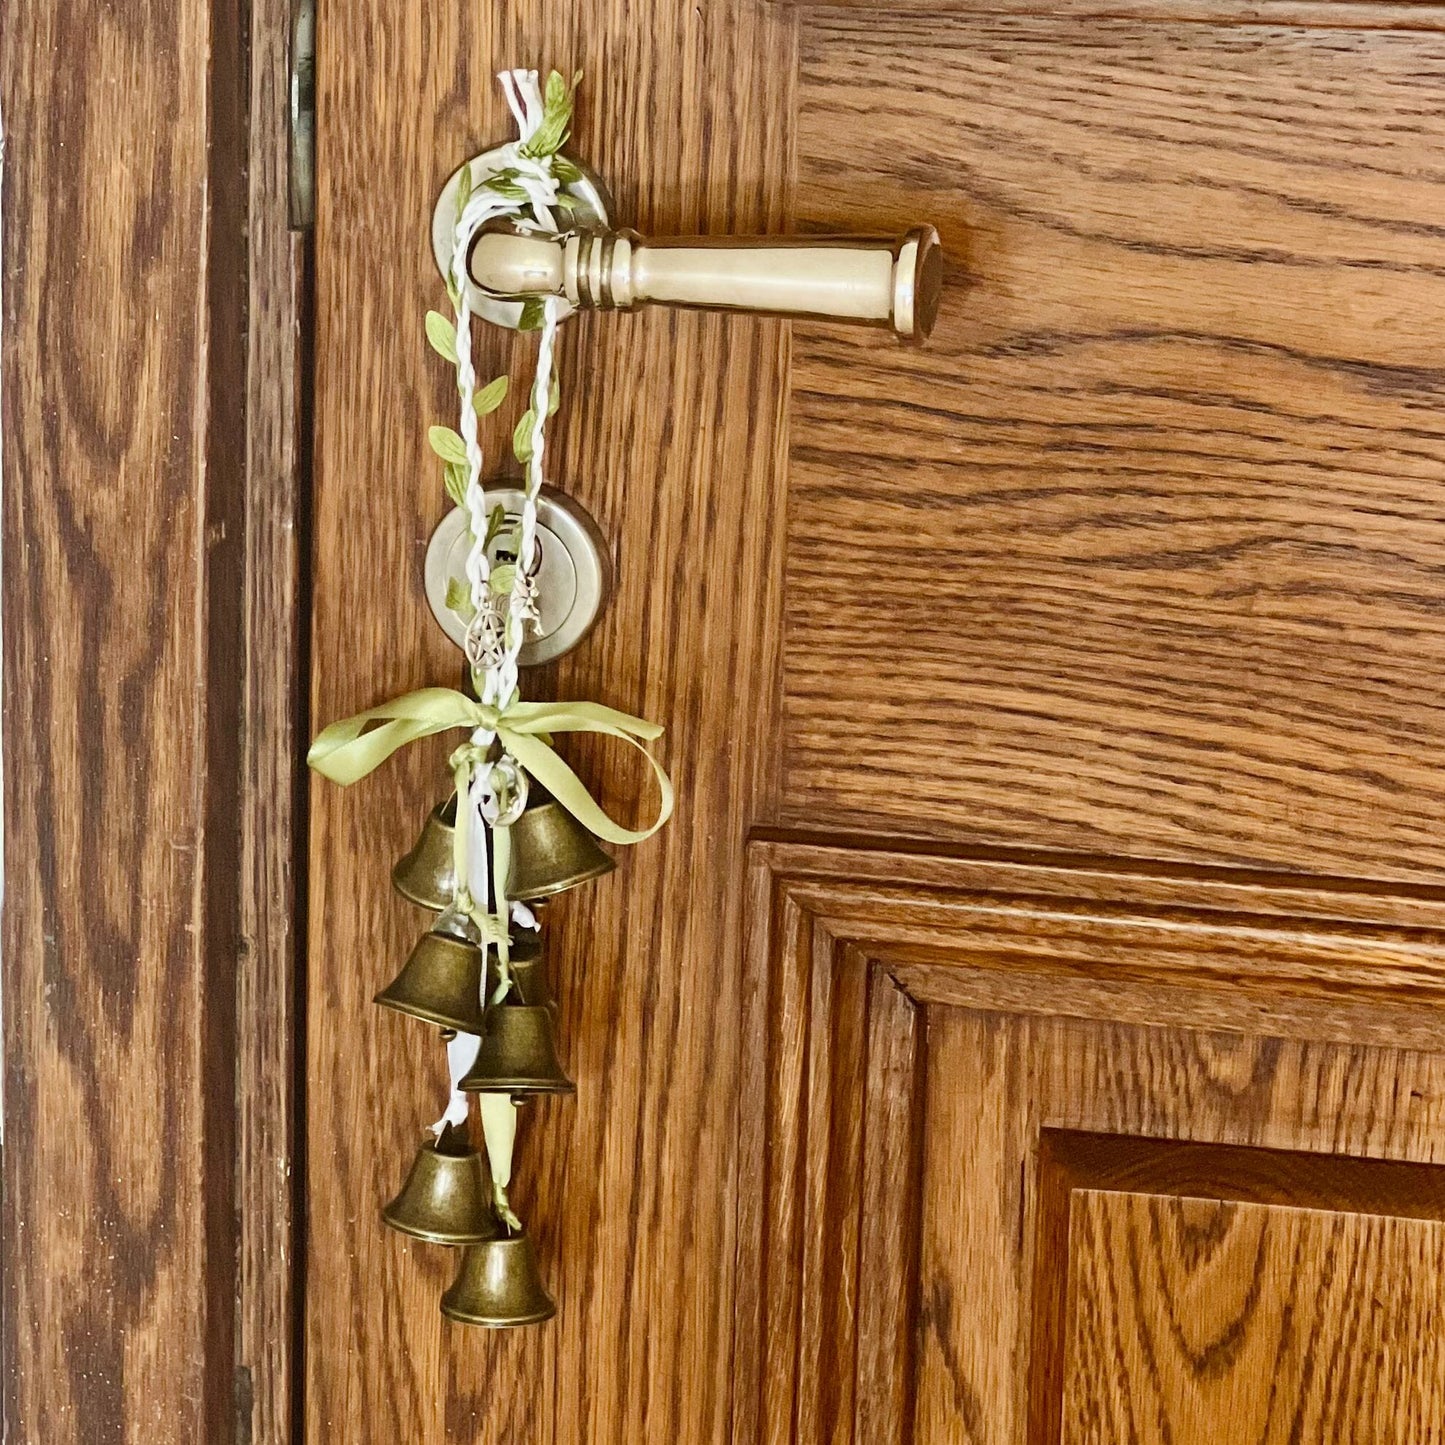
[504,793,615,901]
[488,936,553,1012]
[374,923,487,1034]
[440,1232,556,1328]
[460,1003,574,1096]
[382,1125,499,1246]
[392,796,458,911]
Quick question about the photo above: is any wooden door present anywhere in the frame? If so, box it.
[307,3,1445,1443]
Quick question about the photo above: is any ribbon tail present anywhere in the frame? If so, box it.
[431,1031,481,1137]
[479,1095,522,1230]
[500,727,673,846]
[490,822,513,1000]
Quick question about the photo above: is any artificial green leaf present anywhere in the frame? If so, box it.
[520,69,577,160]
[445,577,476,622]
[517,298,546,332]
[482,173,529,204]
[483,503,508,551]
[425,310,458,363]
[473,375,509,416]
[512,378,562,463]
[522,115,569,162]
[512,409,536,462]
[455,162,474,219]
[550,155,582,184]
[489,564,517,596]
[428,425,468,466]
[444,461,469,508]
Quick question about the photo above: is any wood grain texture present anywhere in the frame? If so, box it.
[308,3,1445,1440]
[785,0,1445,30]
[236,0,307,1438]
[1064,1187,1445,1442]
[752,837,1445,1048]
[741,840,1445,1443]
[307,3,792,1441]
[1038,1132,1445,1442]
[781,13,1445,882]
[1,0,249,1441]
[928,1016,1445,1444]
[734,894,927,1445]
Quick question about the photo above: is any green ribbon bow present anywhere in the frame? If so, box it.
[306,687,674,846]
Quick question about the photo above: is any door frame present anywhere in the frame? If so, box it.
[0,0,307,1440]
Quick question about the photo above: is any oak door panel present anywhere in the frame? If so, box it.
[783,13,1445,880]
[923,1017,1445,1445]
[1061,1182,1445,1442]
[742,842,1445,1444]
[307,1,1445,1442]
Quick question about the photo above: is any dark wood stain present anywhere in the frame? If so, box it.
[236,0,310,1439]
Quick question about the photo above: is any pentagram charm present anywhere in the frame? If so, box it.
[424,491,613,667]
[464,596,508,673]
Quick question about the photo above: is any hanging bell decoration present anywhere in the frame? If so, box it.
[297,69,685,1335]
[440,1232,556,1328]
[460,1002,574,1096]
[392,796,458,911]
[503,792,615,901]
[374,921,488,1034]
[382,1124,499,1246]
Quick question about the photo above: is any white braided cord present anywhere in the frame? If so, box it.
[429,71,567,1180]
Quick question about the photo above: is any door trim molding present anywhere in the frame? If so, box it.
[237,0,311,1439]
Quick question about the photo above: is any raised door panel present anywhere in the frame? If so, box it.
[1060,1180,1445,1441]
[740,841,1445,1443]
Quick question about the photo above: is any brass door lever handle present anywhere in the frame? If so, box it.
[432,147,943,344]
[468,225,943,343]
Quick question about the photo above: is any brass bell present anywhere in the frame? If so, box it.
[488,937,553,1011]
[440,1232,556,1328]
[460,1003,574,1096]
[392,796,458,911]
[504,793,615,901]
[382,1125,499,1246]
[374,923,487,1033]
